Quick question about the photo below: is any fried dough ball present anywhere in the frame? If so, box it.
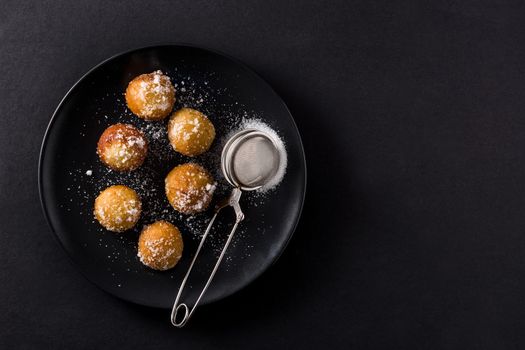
[168,108,215,156]
[125,70,175,120]
[97,123,148,171]
[165,163,216,214]
[94,185,141,232]
[137,221,183,271]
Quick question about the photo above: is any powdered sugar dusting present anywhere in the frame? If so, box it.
[222,118,287,193]
[239,118,287,193]
[135,70,174,117]
[138,236,181,271]
[65,67,289,286]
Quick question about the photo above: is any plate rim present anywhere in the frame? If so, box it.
[38,43,307,308]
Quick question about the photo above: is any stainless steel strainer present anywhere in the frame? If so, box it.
[171,128,282,327]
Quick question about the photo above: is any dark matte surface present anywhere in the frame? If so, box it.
[39,44,306,308]
[2,0,525,349]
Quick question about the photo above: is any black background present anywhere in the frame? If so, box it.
[2,1,525,349]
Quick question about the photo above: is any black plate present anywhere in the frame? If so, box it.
[38,45,306,308]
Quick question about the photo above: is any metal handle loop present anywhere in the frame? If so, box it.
[171,188,244,327]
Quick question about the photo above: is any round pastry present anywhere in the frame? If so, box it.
[168,108,215,156]
[165,163,216,214]
[125,70,175,120]
[97,123,148,171]
[94,185,141,232]
[137,221,183,271]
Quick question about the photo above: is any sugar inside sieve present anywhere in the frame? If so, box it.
[222,129,281,190]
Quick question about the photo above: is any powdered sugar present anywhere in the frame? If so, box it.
[138,236,181,271]
[134,70,175,117]
[225,118,287,193]
[68,68,289,283]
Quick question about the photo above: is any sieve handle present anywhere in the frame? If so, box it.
[171,188,244,327]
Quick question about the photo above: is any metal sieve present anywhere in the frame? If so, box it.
[171,129,282,327]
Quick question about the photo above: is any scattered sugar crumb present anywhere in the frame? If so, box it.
[65,69,288,275]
